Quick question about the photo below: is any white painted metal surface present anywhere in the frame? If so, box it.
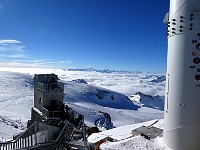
[164,0,200,149]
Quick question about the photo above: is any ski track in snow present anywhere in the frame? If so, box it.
[0,68,167,149]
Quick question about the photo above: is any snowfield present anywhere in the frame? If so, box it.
[0,67,169,149]
[89,119,171,150]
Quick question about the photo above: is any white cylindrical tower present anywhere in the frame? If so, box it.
[164,0,200,150]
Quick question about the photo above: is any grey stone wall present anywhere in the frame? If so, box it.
[33,74,64,111]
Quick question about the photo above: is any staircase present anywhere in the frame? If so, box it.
[62,127,74,143]
[0,121,89,150]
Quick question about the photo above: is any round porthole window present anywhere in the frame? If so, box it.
[196,43,200,50]
[193,57,200,64]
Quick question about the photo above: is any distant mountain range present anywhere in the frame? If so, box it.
[67,68,144,74]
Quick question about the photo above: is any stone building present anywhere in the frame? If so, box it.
[28,74,65,126]
[33,74,64,112]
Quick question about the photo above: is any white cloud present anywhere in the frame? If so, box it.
[0,39,25,52]
[0,39,73,69]
[0,62,47,68]
[1,59,72,69]
[0,59,54,68]
[59,60,72,64]
[7,53,28,58]
[0,39,27,60]
[0,39,22,44]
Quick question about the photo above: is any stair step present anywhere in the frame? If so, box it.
[62,127,74,143]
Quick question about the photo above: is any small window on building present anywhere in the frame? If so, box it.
[39,98,42,104]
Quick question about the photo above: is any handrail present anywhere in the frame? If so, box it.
[0,121,87,150]
[0,121,62,150]
[27,121,74,150]
[24,121,87,150]
[0,121,38,149]
[43,106,84,128]
[0,121,37,144]
[0,106,85,150]
[42,107,49,117]
[42,107,64,119]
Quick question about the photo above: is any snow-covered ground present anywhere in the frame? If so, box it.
[89,119,171,150]
[0,67,168,149]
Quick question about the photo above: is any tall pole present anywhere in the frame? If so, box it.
[164,0,200,149]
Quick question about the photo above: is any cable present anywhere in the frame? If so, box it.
[0,97,21,103]
[0,90,28,111]
[164,118,200,133]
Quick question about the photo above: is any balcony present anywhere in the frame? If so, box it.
[42,107,84,128]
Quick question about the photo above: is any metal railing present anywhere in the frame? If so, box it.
[42,107,64,119]
[0,119,88,150]
[0,122,37,150]
[0,121,61,150]
[42,106,84,128]
[0,105,87,150]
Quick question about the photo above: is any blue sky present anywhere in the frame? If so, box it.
[0,0,169,73]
